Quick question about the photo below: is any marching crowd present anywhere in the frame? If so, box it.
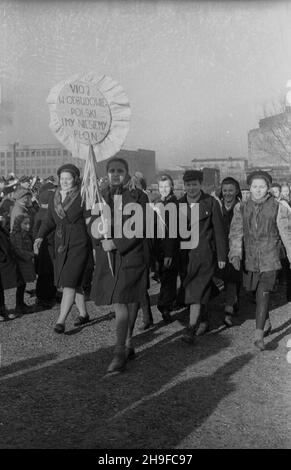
[1,159,291,374]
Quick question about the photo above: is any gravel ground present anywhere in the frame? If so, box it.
[0,280,291,449]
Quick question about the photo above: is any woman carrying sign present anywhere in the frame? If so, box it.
[89,157,149,374]
[34,164,93,333]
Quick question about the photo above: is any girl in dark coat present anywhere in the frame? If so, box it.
[0,216,20,320]
[10,214,35,315]
[154,174,179,323]
[218,177,242,327]
[89,157,149,374]
[180,170,227,343]
[34,164,92,333]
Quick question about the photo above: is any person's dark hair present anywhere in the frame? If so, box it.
[106,157,129,174]
[157,174,174,188]
[12,214,30,235]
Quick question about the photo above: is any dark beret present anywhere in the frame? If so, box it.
[57,164,80,178]
[247,170,272,187]
[183,170,203,183]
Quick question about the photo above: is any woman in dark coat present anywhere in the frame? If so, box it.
[89,157,149,374]
[34,164,92,333]
[33,186,56,308]
[179,170,227,343]
[218,177,242,327]
[0,217,20,320]
[154,174,179,323]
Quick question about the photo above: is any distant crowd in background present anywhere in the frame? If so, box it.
[1,164,291,374]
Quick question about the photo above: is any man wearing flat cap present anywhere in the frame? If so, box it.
[178,169,227,342]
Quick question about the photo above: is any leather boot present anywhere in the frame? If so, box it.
[254,289,270,350]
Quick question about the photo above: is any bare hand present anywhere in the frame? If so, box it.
[164,257,172,268]
[218,261,226,270]
[230,256,240,271]
[101,239,116,252]
[33,238,43,255]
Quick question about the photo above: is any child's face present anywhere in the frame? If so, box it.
[158,180,172,198]
[250,178,268,200]
[21,218,30,232]
[184,180,202,198]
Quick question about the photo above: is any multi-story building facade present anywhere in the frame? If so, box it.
[0,144,156,183]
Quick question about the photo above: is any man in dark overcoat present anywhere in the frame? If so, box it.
[178,170,227,342]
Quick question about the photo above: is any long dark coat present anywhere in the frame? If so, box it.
[38,192,92,289]
[153,192,180,310]
[178,191,227,305]
[33,207,56,301]
[0,226,19,289]
[10,231,36,283]
[90,186,149,305]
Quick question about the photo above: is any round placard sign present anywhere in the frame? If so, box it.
[55,81,112,145]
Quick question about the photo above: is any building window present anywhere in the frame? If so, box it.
[7,152,12,158]
[42,151,46,157]
[63,150,68,156]
[36,151,40,157]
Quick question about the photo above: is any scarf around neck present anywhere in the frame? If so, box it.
[54,186,80,219]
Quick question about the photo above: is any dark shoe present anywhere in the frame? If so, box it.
[126,346,136,360]
[54,323,65,334]
[195,321,209,336]
[223,314,234,328]
[36,300,53,310]
[0,306,8,321]
[74,315,90,327]
[181,326,196,344]
[139,321,154,331]
[15,303,33,315]
[106,352,127,374]
[254,339,265,351]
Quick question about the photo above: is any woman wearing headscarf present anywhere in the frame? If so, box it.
[218,177,242,327]
[89,157,149,374]
[34,163,92,333]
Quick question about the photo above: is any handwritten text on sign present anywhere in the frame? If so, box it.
[56,82,112,145]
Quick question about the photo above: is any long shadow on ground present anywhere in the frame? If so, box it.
[0,328,253,449]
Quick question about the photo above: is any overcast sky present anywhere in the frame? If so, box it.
[1,0,291,168]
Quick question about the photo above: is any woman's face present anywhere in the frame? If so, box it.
[107,161,127,186]
[281,185,290,199]
[20,218,30,232]
[270,187,281,199]
[250,178,268,200]
[60,171,74,191]
[158,180,172,198]
[221,184,237,204]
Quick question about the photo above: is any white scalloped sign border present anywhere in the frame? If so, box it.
[46,72,131,161]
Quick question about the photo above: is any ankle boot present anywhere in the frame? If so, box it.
[107,347,127,374]
[254,289,270,347]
